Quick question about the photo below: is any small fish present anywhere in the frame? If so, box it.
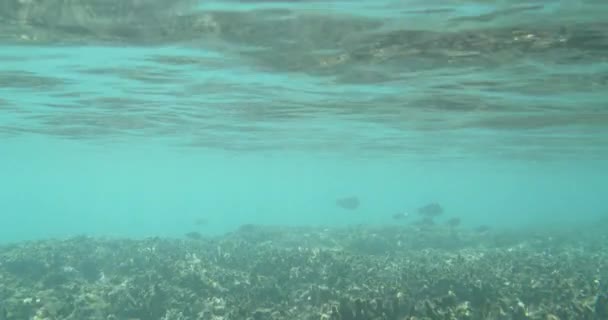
[446,217,461,227]
[412,217,435,227]
[193,218,208,226]
[417,202,443,217]
[336,196,360,210]
[185,231,203,240]
[392,211,410,220]
[474,225,491,234]
[238,224,257,232]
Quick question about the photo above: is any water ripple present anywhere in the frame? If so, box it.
[0,0,607,159]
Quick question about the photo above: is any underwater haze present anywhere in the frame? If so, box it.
[1,1,608,319]
[1,0,607,241]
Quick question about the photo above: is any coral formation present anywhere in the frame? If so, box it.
[0,225,607,319]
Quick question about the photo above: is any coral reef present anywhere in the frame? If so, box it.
[0,225,607,320]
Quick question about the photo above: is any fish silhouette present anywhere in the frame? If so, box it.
[336,196,360,210]
[392,211,410,220]
[446,217,461,227]
[193,218,208,226]
[417,202,443,217]
[185,231,203,240]
[474,225,491,234]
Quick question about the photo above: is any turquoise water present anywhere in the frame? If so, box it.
[1,0,607,242]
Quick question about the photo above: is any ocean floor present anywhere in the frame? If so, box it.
[1,224,607,320]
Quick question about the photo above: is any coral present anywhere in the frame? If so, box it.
[0,225,607,319]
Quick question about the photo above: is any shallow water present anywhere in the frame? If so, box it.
[1,0,607,241]
[2,1,608,319]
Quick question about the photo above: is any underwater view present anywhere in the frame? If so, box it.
[1,0,608,319]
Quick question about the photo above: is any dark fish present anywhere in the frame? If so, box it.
[447,217,461,227]
[185,231,203,240]
[474,225,491,234]
[417,202,443,217]
[193,218,208,226]
[412,217,435,227]
[336,196,360,210]
[392,211,410,220]
[238,224,257,232]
